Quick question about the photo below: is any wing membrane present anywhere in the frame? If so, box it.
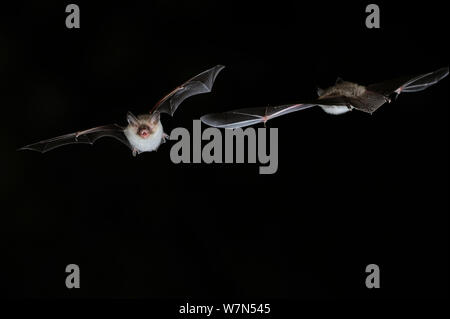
[151,65,225,116]
[201,103,316,128]
[367,67,449,96]
[19,124,130,153]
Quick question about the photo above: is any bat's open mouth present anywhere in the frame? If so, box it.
[139,129,150,138]
[138,125,151,138]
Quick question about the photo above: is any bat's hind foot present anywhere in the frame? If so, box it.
[161,132,169,144]
[384,95,392,103]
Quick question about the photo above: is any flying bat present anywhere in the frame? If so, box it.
[19,65,225,156]
[200,66,448,129]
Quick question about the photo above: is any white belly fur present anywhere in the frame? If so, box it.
[320,105,351,115]
[124,123,164,153]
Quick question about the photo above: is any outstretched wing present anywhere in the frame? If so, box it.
[201,93,391,128]
[18,124,131,153]
[367,66,449,97]
[201,103,316,128]
[151,65,225,116]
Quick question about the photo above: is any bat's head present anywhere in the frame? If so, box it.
[127,111,161,139]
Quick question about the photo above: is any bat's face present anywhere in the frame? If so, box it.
[124,111,164,154]
[137,124,152,138]
[126,111,161,139]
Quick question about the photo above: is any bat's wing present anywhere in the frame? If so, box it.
[19,124,131,153]
[317,67,449,114]
[201,103,316,128]
[367,66,449,97]
[201,95,386,128]
[150,65,225,116]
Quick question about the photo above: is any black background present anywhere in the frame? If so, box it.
[1,0,448,302]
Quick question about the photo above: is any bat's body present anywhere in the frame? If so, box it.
[124,123,164,153]
[123,113,166,155]
[317,80,367,115]
[201,67,448,129]
[20,65,225,155]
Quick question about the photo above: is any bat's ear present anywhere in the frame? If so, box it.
[335,77,344,84]
[150,111,160,125]
[127,112,139,127]
[317,87,325,97]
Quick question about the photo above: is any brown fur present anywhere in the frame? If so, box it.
[319,81,366,99]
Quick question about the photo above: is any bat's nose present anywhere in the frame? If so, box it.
[138,124,152,138]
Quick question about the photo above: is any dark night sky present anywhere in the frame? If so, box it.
[1,0,448,302]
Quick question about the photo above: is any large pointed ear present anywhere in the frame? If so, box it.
[336,77,344,84]
[317,87,325,97]
[150,111,160,126]
[127,112,139,126]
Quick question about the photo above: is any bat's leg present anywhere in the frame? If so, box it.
[263,106,269,127]
[157,132,169,147]
[132,148,138,157]
[384,95,392,103]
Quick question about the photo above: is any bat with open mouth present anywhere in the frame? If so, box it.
[19,65,225,156]
[200,66,448,129]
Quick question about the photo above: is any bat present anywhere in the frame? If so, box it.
[200,66,448,129]
[19,65,225,156]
